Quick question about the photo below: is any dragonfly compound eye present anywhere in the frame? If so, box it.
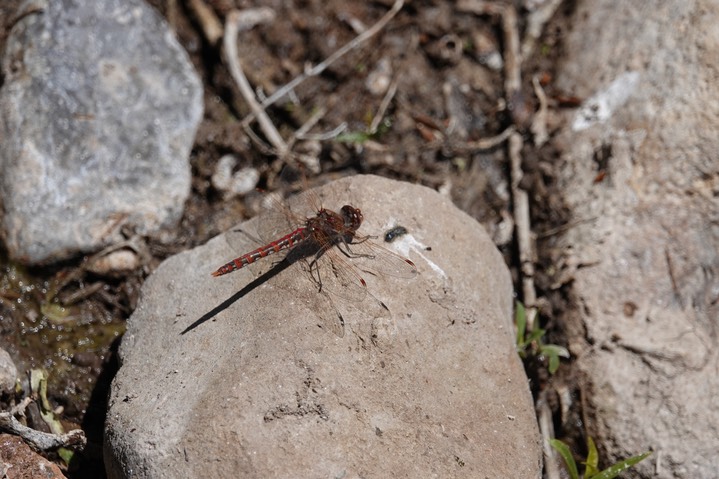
[340,205,363,229]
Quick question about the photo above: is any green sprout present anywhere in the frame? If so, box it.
[30,369,75,465]
[550,436,652,479]
[514,301,569,374]
[334,117,392,144]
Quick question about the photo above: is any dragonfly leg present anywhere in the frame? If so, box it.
[351,234,377,245]
[308,244,333,292]
[336,238,376,260]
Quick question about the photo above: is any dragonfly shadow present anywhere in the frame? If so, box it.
[181,241,325,335]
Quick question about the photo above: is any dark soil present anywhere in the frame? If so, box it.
[0,1,585,477]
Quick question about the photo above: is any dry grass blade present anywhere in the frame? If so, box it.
[251,0,405,116]
[223,8,287,156]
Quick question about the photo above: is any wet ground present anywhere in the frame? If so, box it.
[0,1,581,476]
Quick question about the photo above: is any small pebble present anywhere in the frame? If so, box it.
[211,155,260,198]
[365,57,392,96]
[87,250,140,276]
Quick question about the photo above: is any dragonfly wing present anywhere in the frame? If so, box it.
[293,263,346,338]
[316,291,346,338]
[254,192,299,245]
[344,235,418,279]
[298,250,369,304]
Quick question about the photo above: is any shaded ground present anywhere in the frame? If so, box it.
[0,1,583,476]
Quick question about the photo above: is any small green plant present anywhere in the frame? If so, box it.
[514,301,569,374]
[334,117,392,144]
[550,436,652,479]
[30,369,76,465]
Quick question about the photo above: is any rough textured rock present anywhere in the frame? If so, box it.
[105,175,541,478]
[0,347,17,394]
[554,1,719,477]
[0,0,203,265]
[0,434,67,479]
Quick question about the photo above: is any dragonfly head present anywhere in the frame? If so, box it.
[340,205,363,231]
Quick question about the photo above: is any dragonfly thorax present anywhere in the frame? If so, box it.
[305,205,363,246]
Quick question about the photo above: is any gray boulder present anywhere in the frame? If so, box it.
[0,0,203,264]
[105,175,541,478]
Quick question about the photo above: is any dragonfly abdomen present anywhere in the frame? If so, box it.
[211,227,308,276]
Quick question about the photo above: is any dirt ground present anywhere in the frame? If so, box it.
[0,1,582,476]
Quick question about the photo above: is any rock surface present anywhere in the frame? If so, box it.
[0,348,17,395]
[0,434,67,479]
[0,0,203,265]
[104,175,541,478]
[554,1,719,477]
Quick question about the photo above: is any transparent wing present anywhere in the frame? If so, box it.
[343,234,418,279]
[297,248,369,304]
[297,232,417,305]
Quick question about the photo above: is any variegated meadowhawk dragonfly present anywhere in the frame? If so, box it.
[211,184,417,336]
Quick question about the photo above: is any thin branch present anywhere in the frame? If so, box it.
[510,131,537,308]
[500,4,522,95]
[536,391,561,479]
[369,77,398,134]
[289,108,347,151]
[224,8,287,156]
[452,126,516,153]
[249,0,404,118]
[531,75,549,147]
[459,0,536,307]
[301,123,348,142]
[188,0,223,45]
[290,107,328,146]
[0,412,86,451]
[10,397,33,416]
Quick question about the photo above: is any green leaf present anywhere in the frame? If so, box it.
[41,301,70,324]
[526,327,546,344]
[540,344,569,374]
[58,447,75,466]
[335,131,373,144]
[548,353,563,374]
[540,344,570,359]
[591,451,652,479]
[515,302,527,348]
[584,436,600,477]
[550,439,579,479]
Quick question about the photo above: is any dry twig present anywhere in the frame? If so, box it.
[289,107,328,147]
[188,0,223,45]
[223,8,287,156]
[0,412,86,451]
[293,110,348,143]
[500,5,521,96]
[369,78,399,134]
[510,131,537,308]
[536,391,561,479]
[250,0,404,117]
[460,0,537,309]
[225,2,402,164]
[451,126,516,153]
[531,75,549,147]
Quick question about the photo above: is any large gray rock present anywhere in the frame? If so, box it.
[553,1,719,477]
[0,0,203,264]
[105,175,541,478]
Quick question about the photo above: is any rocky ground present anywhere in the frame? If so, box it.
[1,0,717,478]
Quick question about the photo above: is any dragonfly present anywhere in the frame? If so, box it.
[211,187,417,336]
